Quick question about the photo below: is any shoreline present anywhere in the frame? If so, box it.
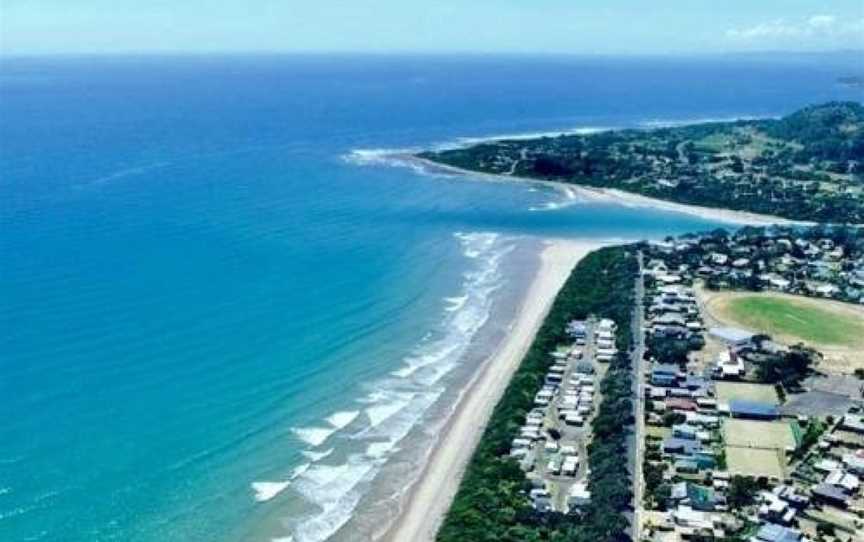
[394,153,813,227]
[378,238,608,542]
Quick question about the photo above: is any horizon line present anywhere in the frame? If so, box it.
[2,48,863,60]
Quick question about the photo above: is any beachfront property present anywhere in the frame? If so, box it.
[511,317,616,513]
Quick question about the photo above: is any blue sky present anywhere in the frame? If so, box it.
[2,1,863,55]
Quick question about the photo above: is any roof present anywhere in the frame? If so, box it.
[709,326,756,344]
[755,523,802,542]
[841,414,864,433]
[729,400,779,418]
[687,484,715,509]
[664,438,703,455]
[653,363,680,376]
[667,398,698,411]
[812,483,848,502]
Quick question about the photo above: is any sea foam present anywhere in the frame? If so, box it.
[291,427,337,448]
[269,230,516,540]
[326,411,360,430]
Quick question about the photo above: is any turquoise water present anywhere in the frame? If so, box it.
[1,54,859,542]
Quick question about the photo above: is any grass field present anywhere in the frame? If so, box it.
[726,447,785,479]
[723,419,797,450]
[721,295,864,347]
[715,381,779,405]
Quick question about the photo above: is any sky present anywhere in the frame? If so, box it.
[1,0,863,56]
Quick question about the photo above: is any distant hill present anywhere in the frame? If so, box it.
[763,101,864,162]
[419,102,864,223]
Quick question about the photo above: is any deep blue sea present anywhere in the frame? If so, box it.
[1,53,860,542]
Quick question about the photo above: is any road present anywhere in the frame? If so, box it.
[631,250,647,542]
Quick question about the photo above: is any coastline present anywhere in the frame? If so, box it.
[378,238,607,542]
[395,153,812,227]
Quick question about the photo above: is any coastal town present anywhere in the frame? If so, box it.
[486,224,864,542]
[635,227,864,542]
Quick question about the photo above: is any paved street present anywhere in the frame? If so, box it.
[632,250,647,542]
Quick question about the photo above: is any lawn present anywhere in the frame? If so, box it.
[725,447,785,479]
[723,419,797,450]
[721,295,864,347]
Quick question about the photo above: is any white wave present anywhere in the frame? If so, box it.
[363,391,416,428]
[291,426,337,448]
[454,231,500,258]
[251,460,314,503]
[443,295,468,312]
[290,454,384,542]
[280,230,515,540]
[389,231,511,386]
[365,441,394,459]
[529,185,585,212]
[637,114,769,129]
[368,389,444,446]
[326,411,360,430]
[252,481,292,503]
[341,148,431,176]
[443,126,610,148]
[391,341,460,379]
[301,448,334,462]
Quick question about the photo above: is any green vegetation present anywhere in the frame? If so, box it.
[437,247,637,542]
[791,420,826,460]
[724,296,864,347]
[754,344,820,389]
[420,102,864,223]
[727,476,761,508]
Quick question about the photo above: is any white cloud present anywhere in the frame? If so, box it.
[807,15,836,30]
[726,14,864,47]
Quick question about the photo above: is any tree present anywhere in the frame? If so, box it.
[727,476,760,508]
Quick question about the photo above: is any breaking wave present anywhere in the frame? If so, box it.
[263,230,517,541]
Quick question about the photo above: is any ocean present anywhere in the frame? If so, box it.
[1,53,859,542]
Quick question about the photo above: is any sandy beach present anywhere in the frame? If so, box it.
[396,153,812,227]
[380,238,606,542]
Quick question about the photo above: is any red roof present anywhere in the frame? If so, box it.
[666,398,698,411]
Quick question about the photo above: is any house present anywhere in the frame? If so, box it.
[673,505,717,532]
[842,452,864,475]
[729,400,780,420]
[652,363,680,386]
[670,482,716,511]
[814,458,842,473]
[672,424,699,440]
[840,414,864,434]
[675,459,699,473]
[763,275,791,290]
[752,523,803,542]
[667,398,698,411]
[710,253,729,265]
[710,327,755,347]
[759,492,795,525]
[567,482,591,510]
[663,437,703,455]
[824,470,860,494]
[811,483,849,508]
[566,320,587,340]
[597,318,617,333]
[715,349,745,379]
